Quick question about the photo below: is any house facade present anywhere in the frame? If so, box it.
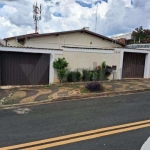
[2,29,150,85]
[0,29,124,85]
[1,29,150,85]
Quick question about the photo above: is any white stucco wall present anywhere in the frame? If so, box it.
[54,50,121,82]
[112,33,131,40]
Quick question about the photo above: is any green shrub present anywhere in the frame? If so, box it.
[100,62,112,80]
[85,82,104,92]
[82,69,90,81]
[53,58,68,69]
[105,66,112,77]
[82,69,99,81]
[89,70,98,81]
[67,70,81,82]
[53,58,69,83]
[57,69,68,83]
[101,61,106,69]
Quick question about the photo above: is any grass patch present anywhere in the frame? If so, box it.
[80,87,88,94]
[102,85,105,92]
[71,84,80,89]
[44,84,52,88]
[44,84,59,90]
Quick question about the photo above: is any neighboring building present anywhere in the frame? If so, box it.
[112,33,132,40]
[112,33,132,45]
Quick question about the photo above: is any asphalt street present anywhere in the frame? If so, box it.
[0,92,150,149]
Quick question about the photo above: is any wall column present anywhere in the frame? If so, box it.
[144,53,150,78]
[119,50,124,80]
[49,53,55,84]
[0,53,1,86]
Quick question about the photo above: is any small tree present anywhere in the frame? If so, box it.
[132,26,150,43]
[53,58,69,83]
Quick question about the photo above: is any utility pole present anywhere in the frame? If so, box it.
[95,5,98,32]
[33,2,42,33]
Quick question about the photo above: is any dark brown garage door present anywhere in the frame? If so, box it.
[0,52,50,85]
[122,52,146,78]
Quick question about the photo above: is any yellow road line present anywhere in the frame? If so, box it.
[1,119,150,150]
[23,123,150,150]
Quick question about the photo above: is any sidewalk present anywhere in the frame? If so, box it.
[1,79,150,107]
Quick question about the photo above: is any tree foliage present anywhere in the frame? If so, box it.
[132,26,150,43]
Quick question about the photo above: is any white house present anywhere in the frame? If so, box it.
[1,28,149,85]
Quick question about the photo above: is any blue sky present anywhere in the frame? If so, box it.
[53,12,62,17]
[76,0,108,8]
[0,3,5,8]
[0,0,149,39]
[76,1,92,8]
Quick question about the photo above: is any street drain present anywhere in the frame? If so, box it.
[13,108,30,115]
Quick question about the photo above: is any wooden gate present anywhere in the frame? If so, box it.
[122,52,146,78]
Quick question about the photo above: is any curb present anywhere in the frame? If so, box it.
[1,88,150,110]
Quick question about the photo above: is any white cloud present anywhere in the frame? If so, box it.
[0,0,150,39]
